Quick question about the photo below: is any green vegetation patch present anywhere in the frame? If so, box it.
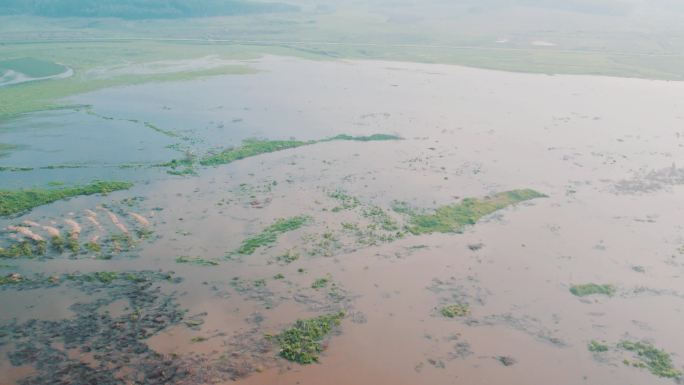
[175,255,219,266]
[407,189,546,235]
[588,340,609,353]
[311,277,329,289]
[200,134,401,167]
[618,341,682,379]
[0,181,133,217]
[0,240,44,259]
[0,273,25,286]
[570,283,616,297]
[271,311,345,364]
[363,206,400,232]
[329,190,360,212]
[276,249,299,264]
[440,303,469,318]
[237,216,310,255]
[200,139,312,166]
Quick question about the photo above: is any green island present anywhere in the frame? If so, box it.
[407,189,546,234]
[270,311,345,364]
[0,181,133,217]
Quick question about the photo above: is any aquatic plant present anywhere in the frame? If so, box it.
[0,181,133,217]
[570,283,616,297]
[440,303,470,318]
[271,311,345,364]
[200,134,402,167]
[311,277,329,289]
[276,249,300,264]
[175,256,219,266]
[329,190,361,212]
[66,237,80,253]
[618,341,681,378]
[363,206,400,231]
[588,340,609,353]
[407,189,546,234]
[0,240,41,258]
[0,273,24,285]
[237,216,310,255]
[200,139,312,166]
[50,236,65,252]
[85,241,102,253]
[273,273,285,280]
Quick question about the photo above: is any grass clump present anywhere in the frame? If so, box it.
[276,249,300,264]
[570,283,616,297]
[237,216,309,255]
[0,273,24,285]
[407,189,546,235]
[311,277,329,289]
[618,341,681,379]
[84,241,101,253]
[200,139,311,166]
[175,256,219,266]
[0,240,43,259]
[0,181,133,217]
[363,206,400,232]
[440,303,469,318]
[588,340,609,353]
[66,238,80,254]
[329,190,360,212]
[271,311,345,364]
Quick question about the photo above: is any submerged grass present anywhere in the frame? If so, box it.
[237,216,310,255]
[440,303,470,318]
[270,311,345,364]
[588,340,609,353]
[175,255,219,266]
[570,283,616,297]
[311,277,329,289]
[0,181,133,217]
[407,189,546,235]
[200,134,402,167]
[200,139,312,166]
[618,341,681,379]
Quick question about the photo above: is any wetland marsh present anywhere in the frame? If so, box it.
[2,2,684,384]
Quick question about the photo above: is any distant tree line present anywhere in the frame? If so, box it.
[0,0,297,19]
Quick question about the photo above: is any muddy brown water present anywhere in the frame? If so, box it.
[1,56,684,384]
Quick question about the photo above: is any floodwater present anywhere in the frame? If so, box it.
[1,56,684,385]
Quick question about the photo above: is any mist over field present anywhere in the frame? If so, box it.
[1,1,684,385]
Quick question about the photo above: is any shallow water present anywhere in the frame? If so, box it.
[1,56,684,384]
